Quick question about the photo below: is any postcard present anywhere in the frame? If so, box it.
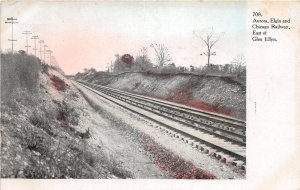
[1,1,299,189]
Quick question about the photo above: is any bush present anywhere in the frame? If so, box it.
[56,101,69,122]
[121,54,134,65]
[26,132,44,152]
[52,100,80,128]
[24,130,49,156]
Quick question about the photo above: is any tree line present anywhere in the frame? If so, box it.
[84,28,246,77]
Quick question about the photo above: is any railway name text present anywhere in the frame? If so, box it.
[251,12,291,42]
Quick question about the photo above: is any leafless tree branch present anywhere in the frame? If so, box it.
[150,43,172,67]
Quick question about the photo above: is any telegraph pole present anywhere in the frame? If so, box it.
[51,56,56,67]
[51,56,58,68]
[48,50,53,66]
[5,17,18,53]
[38,40,44,60]
[43,45,48,64]
[22,31,32,54]
[201,51,216,67]
[31,35,39,56]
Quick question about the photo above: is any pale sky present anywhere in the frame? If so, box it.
[1,1,246,75]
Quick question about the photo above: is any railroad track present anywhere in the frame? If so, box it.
[75,80,246,169]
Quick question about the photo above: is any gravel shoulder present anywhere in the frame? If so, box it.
[70,81,168,178]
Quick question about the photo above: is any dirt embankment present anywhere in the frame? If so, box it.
[1,66,132,178]
[74,72,246,120]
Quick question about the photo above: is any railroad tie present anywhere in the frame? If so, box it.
[207,148,216,155]
[199,145,209,152]
[232,160,244,167]
[192,142,201,149]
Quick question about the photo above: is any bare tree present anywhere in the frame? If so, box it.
[135,47,153,71]
[231,54,246,76]
[137,47,146,63]
[193,28,223,67]
[113,54,124,73]
[150,43,172,67]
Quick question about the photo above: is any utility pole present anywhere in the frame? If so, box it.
[31,35,39,56]
[201,51,216,66]
[43,45,48,64]
[38,40,44,60]
[110,61,113,72]
[22,31,32,54]
[52,56,58,68]
[193,29,222,67]
[48,50,53,66]
[5,17,18,53]
[51,56,56,67]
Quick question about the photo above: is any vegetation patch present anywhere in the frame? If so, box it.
[169,92,233,116]
[140,133,215,179]
[50,74,68,91]
[54,100,79,128]
[168,84,234,116]
[1,52,41,103]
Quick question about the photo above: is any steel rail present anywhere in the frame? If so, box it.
[93,85,246,146]
[83,81,246,128]
[75,81,246,162]
[78,81,246,144]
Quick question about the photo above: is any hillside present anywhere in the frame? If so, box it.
[1,53,137,178]
[74,72,246,120]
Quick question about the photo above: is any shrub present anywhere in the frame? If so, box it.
[121,54,134,65]
[24,130,49,156]
[56,101,69,126]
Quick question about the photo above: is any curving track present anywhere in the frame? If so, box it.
[75,80,246,169]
